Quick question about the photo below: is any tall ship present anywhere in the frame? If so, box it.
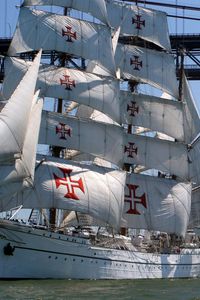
[0,0,200,279]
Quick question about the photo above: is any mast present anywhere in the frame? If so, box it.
[178,49,185,102]
[49,6,68,229]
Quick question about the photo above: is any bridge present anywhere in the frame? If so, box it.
[0,34,200,81]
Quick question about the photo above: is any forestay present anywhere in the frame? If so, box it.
[120,91,184,141]
[115,44,179,98]
[106,0,171,51]
[3,57,121,123]
[123,173,191,236]
[23,0,109,25]
[1,157,126,230]
[8,8,116,76]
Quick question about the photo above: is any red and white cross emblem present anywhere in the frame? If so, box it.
[130,56,142,70]
[127,101,139,116]
[132,15,145,30]
[125,184,147,215]
[53,167,85,200]
[60,74,76,90]
[124,142,138,158]
[56,123,71,140]
[62,26,77,42]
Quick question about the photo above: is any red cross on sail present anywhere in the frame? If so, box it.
[60,74,76,90]
[130,55,143,70]
[53,167,85,200]
[124,142,138,158]
[127,101,139,116]
[125,184,147,215]
[132,15,145,30]
[62,25,77,42]
[56,123,71,140]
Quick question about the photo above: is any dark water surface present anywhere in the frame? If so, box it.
[0,278,200,300]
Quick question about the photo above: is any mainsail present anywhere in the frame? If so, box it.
[124,173,191,236]
[2,156,126,230]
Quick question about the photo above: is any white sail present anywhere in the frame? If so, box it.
[115,44,179,97]
[188,136,200,185]
[39,111,188,178]
[189,187,200,228]
[8,8,116,76]
[0,51,42,202]
[0,94,43,201]
[182,73,200,144]
[120,91,184,141]
[0,51,42,163]
[1,157,126,230]
[3,57,120,123]
[106,0,171,51]
[123,173,191,236]
[23,0,109,25]
[125,133,188,179]
[23,93,43,180]
[39,111,124,166]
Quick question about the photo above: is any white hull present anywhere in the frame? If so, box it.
[0,220,200,279]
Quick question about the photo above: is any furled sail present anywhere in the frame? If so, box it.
[39,111,188,178]
[115,44,178,97]
[106,0,171,51]
[8,8,116,76]
[23,0,109,25]
[1,156,126,230]
[0,51,42,163]
[120,91,184,141]
[2,57,121,123]
[123,173,191,236]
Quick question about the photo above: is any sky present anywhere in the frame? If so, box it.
[0,0,199,107]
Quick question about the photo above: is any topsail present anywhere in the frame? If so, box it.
[106,0,171,51]
[8,8,116,76]
[115,44,178,97]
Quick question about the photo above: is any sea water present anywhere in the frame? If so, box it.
[0,278,200,300]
